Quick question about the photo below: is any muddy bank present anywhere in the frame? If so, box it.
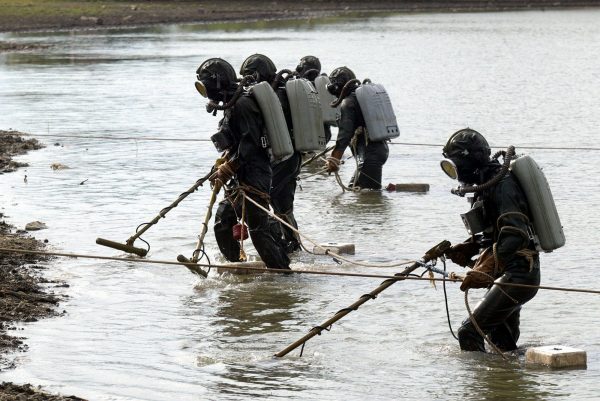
[0,130,44,174]
[0,132,84,400]
[0,0,598,34]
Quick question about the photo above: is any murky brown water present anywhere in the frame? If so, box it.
[1,9,599,400]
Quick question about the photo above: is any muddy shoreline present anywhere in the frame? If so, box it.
[0,0,598,35]
[0,131,84,400]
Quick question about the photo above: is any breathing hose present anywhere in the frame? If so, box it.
[330,79,361,108]
[452,146,516,196]
[271,69,293,89]
[206,75,255,114]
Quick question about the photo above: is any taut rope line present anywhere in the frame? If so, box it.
[1,247,599,295]
[5,132,600,151]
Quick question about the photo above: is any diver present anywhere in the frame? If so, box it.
[239,53,302,253]
[441,128,540,352]
[195,57,290,269]
[295,55,333,143]
[295,55,322,82]
[324,66,389,190]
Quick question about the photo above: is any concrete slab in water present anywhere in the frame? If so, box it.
[525,345,587,369]
[313,242,355,255]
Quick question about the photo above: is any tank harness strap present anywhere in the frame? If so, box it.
[494,211,539,272]
[516,249,539,271]
[496,211,531,230]
[498,225,530,243]
[496,211,531,249]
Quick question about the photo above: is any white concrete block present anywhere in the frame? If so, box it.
[313,242,355,255]
[525,345,587,369]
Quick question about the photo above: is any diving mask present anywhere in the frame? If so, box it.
[195,80,208,98]
[440,158,458,180]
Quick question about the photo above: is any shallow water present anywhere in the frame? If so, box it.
[1,9,600,400]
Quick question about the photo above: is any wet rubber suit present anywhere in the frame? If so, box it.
[271,85,302,252]
[213,94,290,269]
[458,162,540,352]
[334,92,389,189]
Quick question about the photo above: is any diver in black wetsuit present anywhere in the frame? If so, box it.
[239,53,301,253]
[441,128,540,352]
[195,58,290,269]
[324,67,389,190]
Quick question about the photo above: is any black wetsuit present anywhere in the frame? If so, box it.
[213,94,290,269]
[458,166,540,352]
[335,93,389,189]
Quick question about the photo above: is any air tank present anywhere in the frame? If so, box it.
[510,155,565,252]
[355,83,400,141]
[249,81,294,160]
[286,77,327,152]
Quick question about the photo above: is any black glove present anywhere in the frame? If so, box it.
[445,241,480,267]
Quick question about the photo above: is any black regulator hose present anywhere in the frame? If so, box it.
[300,68,321,81]
[452,146,516,196]
[330,78,361,107]
[271,69,294,89]
[206,75,255,114]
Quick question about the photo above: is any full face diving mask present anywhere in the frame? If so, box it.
[195,80,208,98]
[440,158,458,180]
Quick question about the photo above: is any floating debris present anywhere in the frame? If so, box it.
[25,221,47,231]
[50,163,70,170]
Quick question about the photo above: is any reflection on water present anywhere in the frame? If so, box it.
[460,356,554,401]
[212,277,307,338]
[0,8,599,401]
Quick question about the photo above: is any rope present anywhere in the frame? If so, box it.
[5,132,600,152]
[241,194,415,269]
[239,194,247,262]
[464,288,507,360]
[1,247,600,296]
[455,269,521,358]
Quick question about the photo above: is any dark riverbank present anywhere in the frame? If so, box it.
[0,131,84,400]
[0,0,598,33]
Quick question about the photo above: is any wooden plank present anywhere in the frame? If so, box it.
[386,183,429,193]
[216,260,267,275]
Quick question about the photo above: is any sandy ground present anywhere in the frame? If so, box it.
[0,132,84,401]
